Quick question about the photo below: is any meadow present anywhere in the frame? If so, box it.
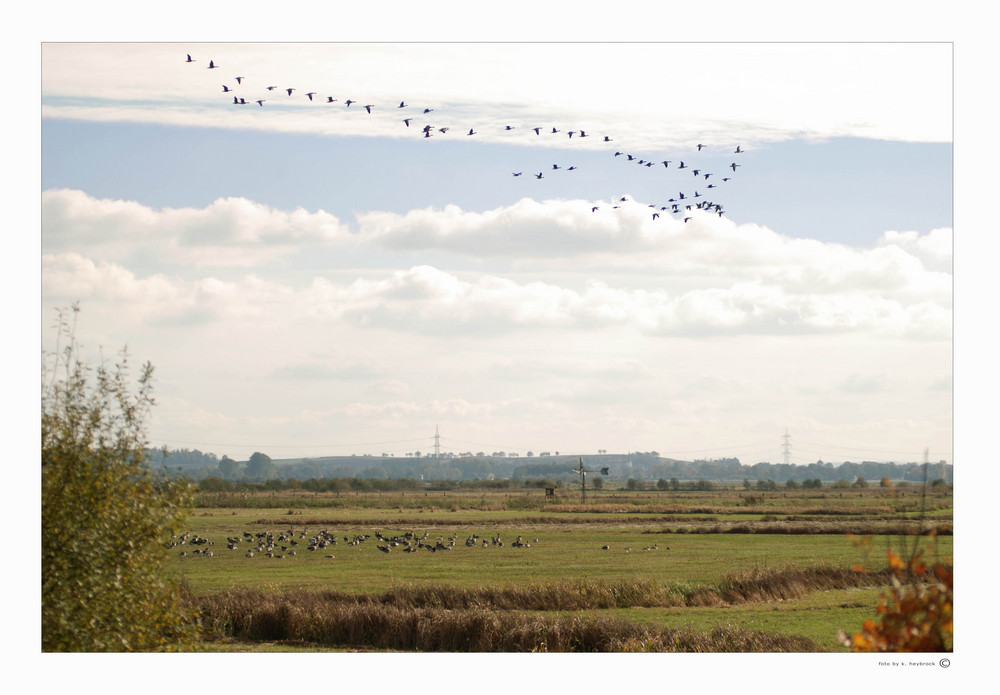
[172,484,952,652]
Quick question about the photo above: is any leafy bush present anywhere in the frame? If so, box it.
[840,537,952,652]
[41,306,200,651]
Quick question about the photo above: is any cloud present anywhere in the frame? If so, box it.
[841,372,887,394]
[43,248,952,341]
[42,188,351,266]
[42,43,952,148]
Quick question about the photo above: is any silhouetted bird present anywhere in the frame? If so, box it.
[364,105,374,113]
[235,76,244,84]
[306,92,316,101]
[207,60,219,69]
[185,54,195,63]
[513,172,522,176]
[286,88,295,96]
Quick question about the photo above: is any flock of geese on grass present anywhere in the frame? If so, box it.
[185,53,746,222]
[172,526,669,559]
[171,527,542,560]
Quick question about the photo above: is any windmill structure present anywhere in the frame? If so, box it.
[573,457,610,503]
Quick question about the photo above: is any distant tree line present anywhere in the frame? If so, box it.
[146,448,952,485]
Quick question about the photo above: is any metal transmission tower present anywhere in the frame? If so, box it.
[782,428,791,465]
[434,425,440,459]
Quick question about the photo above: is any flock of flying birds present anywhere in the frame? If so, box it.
[186,53,746,223]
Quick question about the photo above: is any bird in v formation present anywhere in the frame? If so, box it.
[186,53,745,221]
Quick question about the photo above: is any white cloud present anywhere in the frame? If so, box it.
[42,188,351,266]
[42,43,952,148]
[43,250,951,341]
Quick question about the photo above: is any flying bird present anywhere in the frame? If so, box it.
[255,99,266,106]
[266,86,278,91]
[306,92,316,101]
[533,127,541,135]
[222,85,232,92]
[403,118,412,127]
[467,128,476,135]
[734,145,743,153]
[286,88,295,96]
[730,162,740,170]
[513,172,523,176]
[423,108,434,114]
[535,172,544,179]
[185,54,195,63]
[505,125,515,131]
[697,143,705,151]
[207,60,219,69]
[235,76,244,84]
[364,105,374,113]
[345,99,356,106]
[398,101,407,108]
[603,136,612,142]
[326,97,338,103]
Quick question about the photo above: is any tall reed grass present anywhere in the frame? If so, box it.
[192,565,912,651]
[196,590,819,652]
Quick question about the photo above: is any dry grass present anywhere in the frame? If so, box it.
[190,564,914,652]
[195,590,818,652]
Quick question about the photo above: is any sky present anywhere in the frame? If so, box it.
[37,39,957,465]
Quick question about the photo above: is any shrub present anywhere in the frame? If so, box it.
[840,539,952,652]
[42,306,199,651]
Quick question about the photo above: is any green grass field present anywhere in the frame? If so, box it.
[172,486,952,652]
